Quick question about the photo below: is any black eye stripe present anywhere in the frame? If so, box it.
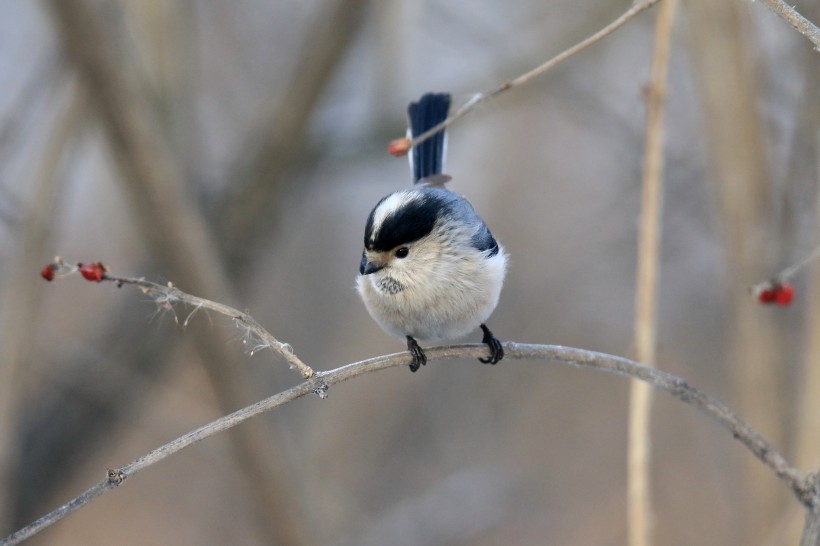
[362,188,498,256]
[366,192,448,251]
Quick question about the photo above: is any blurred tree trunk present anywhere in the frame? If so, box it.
[43,1,310,543]
[12,0,368,543]
[218,0,370,260]
[0,78,84,534]
[793,28,820,539]
[686,0,788,543]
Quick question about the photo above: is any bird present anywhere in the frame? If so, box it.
[356,92,507,372]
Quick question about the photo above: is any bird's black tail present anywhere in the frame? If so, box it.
[407,93,451,183]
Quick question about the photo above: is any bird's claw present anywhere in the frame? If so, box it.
[406,336,427,372]
[478,324,504,364]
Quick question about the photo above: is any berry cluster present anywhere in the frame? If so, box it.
[754,281,794,307]
[40,258,108,283]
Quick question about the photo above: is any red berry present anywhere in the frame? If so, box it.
[40,264,56,281]
[79,262,106,282]
[388,138,411,157]
[757,287,776,304]
[775,284,794,306]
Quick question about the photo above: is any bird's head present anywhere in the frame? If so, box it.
[359,189,455,292]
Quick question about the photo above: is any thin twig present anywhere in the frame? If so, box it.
[756,0,820,51]
[405,0,660,150]
[628,0,677,544]
[1,342,810,546]
[45,262,314,378]
[405,0,820,155]
[777,244,820,282]
[104,274,315,378]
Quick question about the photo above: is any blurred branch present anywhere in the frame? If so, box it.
[796,0,820,471]
[43,1,313,544]
[22,0,372,539]
[10,302,179,528]
[0,77,85,533]
[44,0,227,290]
[756,0,820,51]
[628,0,678,544]
[219,0,370,256]
[403,0,660,151]
[687,0,786,541]
[0,53,62,194]
[2,339,814,545]
[801,475,820,546]
[792,22,820,544]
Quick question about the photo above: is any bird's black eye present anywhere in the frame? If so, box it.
[395,247,409,259]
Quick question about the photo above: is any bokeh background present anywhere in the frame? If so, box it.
[1,0,819,544]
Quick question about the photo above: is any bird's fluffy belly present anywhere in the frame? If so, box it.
[357,251,505,342]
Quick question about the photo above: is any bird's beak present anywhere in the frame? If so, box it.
[361,260,385,275]
[360,251,386,275]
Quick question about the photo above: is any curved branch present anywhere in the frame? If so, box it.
[41,264,315,378]
[400,0,820,155]
[405,0,660,150]
[1,342,811,545]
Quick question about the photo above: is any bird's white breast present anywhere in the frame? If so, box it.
[357,245,507,342]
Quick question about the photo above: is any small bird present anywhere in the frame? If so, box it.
[356,93,507,372]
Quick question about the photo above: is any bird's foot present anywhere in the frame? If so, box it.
[478,324,504,364]
[406,336,427,372]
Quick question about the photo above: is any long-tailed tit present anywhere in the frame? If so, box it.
[356,93,507,372]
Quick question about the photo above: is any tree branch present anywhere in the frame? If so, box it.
[41,262,315,378]
[43,3,316,543]
[106,273,315,378]
[628,0,678,543]
[0,77,85,531]
[757,0,820,51]
[402,0,660,151]
[799,473,820,545]
[2,339,812,545]
[396,0,820,155]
